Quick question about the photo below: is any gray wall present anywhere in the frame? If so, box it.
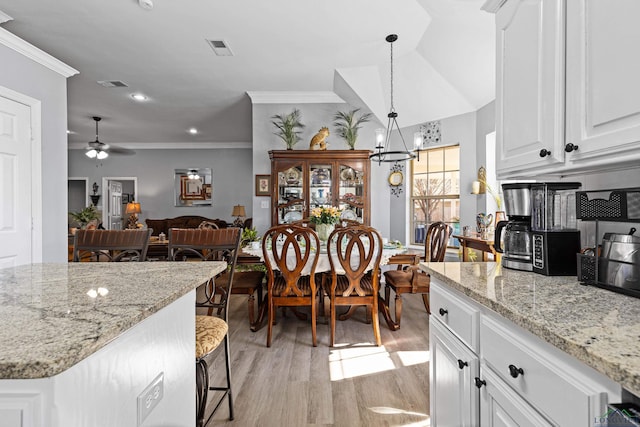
[68,148,253,225]
[0,43,70,262]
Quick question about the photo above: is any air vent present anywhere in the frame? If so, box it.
[97,80,129,88]
[206,39,234,56]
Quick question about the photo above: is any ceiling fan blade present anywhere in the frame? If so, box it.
[107,145,136,155]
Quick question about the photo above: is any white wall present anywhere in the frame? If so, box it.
[0,43,69,262]
[68,148,253,225]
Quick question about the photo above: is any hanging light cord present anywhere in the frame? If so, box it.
[370,34,416,164]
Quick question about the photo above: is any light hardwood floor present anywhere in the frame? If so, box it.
[203,292,431,426]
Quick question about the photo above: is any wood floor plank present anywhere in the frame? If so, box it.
[205,290,430,426]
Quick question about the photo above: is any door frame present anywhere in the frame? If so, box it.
[68,177,89,208]
[0,85,43,263]
[101,177,138,228]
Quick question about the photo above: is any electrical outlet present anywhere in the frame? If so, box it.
[261,200,269,209]
[137,372,164,426]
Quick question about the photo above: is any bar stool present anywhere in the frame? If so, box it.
[169,228,240,425]
[195,313,233,425]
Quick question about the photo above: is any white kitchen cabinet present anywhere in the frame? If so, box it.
[494,0,566,177]
[565,0,640,168]
[487,0,640,178]
[430,319,480,427]
[479,365,553,427]
[430,280,619,426]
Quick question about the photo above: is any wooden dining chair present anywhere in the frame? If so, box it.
[72,229,152,262]
[168,227,241,425]
[324,225,383,347]
[262,224,321,347]
[382,221,452,330]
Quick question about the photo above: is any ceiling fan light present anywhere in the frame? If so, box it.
[86,149,98,159]
[97,150,109,160]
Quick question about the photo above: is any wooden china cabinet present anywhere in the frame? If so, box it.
[268,150,371,226]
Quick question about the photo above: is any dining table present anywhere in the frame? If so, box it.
[242,242,407,329]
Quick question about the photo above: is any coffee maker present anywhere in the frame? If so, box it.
[494,183,533,271]
[531,182,581,276]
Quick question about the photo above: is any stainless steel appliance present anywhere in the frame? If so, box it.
[530,182,581,276]
[494,183,533,271]
[598,230,640,290]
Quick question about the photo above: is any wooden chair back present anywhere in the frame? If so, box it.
[425,222,452,262]
[262,224,320,297]
[72,229,152,262]
[198,220,220,230]
[326,225,383,297]
[169,227,241,317]
[262,224,321,346]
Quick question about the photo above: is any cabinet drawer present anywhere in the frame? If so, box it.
[481,315,615,427]
[430,281,480,352]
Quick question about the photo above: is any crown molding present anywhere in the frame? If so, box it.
[481,0,508,13]
[0,10,12,24]
[0,27,78,77]
[247,91,346,104]
[68,141,252,150]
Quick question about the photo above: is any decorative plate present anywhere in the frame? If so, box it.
[340,209,357,220]
[283,210,303,223]
[284,167,301,184]
[340,168,355,181]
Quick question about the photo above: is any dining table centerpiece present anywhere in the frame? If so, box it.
[310,206,340,241]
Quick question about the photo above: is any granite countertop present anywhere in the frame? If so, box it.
[420,261,640,396]
[0,262,226,380]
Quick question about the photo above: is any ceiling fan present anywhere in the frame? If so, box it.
[85,116,135,159]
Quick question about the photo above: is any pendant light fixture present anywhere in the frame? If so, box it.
[370,34,417,164]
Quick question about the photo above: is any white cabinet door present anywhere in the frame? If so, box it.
[479,365,553,427]
[430,318,479,427]
[495,0,566,178]
[565,0,640,167]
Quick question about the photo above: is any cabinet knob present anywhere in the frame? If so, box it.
[564,143,579,153]
[539,149,551,158]
[474,377,486,389]
[457,359,468,370]
[438,308,448,316]
[508,364,524,378]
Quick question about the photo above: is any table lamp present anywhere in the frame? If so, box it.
[231,204,246,227]
[125,201,141,229]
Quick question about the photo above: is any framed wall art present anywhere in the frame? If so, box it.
[255,174,271,196]
[174,168,213,207]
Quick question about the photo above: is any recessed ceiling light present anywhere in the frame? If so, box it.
[131,93,148,101]
[189,128,198,135]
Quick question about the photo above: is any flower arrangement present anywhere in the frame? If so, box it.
[309,206,341,225]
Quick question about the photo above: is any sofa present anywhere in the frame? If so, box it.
[145,216,228,236]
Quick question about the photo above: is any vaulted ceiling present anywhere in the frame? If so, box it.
[0,0,494,150]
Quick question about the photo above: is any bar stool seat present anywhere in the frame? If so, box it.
[195,315,228,359]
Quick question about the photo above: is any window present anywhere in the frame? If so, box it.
[411,145,460,246]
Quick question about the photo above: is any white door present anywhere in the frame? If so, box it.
[494,0,566,178]
[565,0,640,164]
[429,319,480,427]
[0,96,32,268]
[108,180,123,230]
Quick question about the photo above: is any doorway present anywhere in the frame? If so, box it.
[68,177,89,229]
[102,177,138,230]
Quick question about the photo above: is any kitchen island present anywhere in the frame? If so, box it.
[421,261,639,426]
[0,262,226,426]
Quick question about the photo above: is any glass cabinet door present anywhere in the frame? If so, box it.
[276,164,304,224]
[337,162,365,222]
[309,163,333,211]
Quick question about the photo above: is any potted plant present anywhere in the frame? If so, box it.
[241,227,261,249]
[309,206,341,241]
[69,205,101,229]
[271,109,305,150]
[333,108,372,149]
